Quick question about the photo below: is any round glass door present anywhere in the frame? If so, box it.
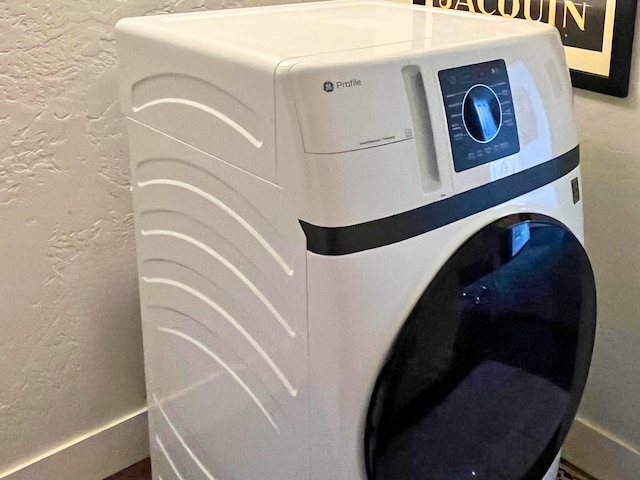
[365,214,596,480]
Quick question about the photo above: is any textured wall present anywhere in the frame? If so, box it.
[0,0,299,474]
[574,11,640,463]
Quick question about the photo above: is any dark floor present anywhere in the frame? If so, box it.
[106,457,595,480]
[558,460,598,480]
[105,458,150,480]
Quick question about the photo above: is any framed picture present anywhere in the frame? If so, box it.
[414,0,638,97]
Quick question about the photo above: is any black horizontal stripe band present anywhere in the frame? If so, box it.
[299,146,579,256]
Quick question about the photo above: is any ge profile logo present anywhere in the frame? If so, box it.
[323,79,363,92]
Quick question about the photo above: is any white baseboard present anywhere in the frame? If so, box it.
[564,416,640,480]
[0,408,150,480]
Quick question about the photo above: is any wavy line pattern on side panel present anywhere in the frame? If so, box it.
[148,300,220,345]
[156,434,187,480]
[148,304,294,433]
[159,327,279,432]
[136,157,280,236]
[142,276,297,397]
[133,98,262,148]
[132,73,253,110]
[131,74,259,140]
[141,228,294,337]
[153,393,218,480]
[147,305,269,406]
[139,208,269,279]
[137,156,287,267]
[137,178,293,275]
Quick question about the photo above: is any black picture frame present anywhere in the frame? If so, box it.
[569,0,637,97]
[413,0,638,98]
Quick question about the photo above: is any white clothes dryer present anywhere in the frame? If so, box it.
[118,2,596,479]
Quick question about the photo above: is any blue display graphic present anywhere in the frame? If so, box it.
[463,85,501,143]
[511,222,531,257]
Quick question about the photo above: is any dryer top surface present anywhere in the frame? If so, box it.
[117,0,554,61]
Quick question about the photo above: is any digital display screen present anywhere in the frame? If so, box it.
[439,60,520,172]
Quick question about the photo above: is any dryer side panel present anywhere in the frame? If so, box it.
[127,119,308,480]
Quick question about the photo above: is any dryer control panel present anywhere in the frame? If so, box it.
[439,59,520,172]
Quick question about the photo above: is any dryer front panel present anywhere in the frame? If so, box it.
[365,213,596,480]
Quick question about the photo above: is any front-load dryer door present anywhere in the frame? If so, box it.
[365,213,596,480]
